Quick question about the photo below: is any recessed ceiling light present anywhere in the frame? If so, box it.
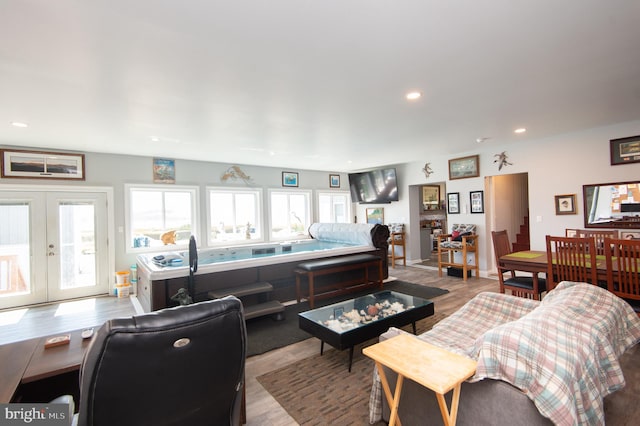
[150,137,160,142]
[514,128,527,134]
[11,121,28,128]
[476,137,490,143]
[406,91,422,100]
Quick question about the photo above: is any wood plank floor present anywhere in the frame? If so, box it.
[244,264,500,425]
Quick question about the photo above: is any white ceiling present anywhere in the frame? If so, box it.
[1,1,639,172]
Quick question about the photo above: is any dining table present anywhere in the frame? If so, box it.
[499,250,610,283]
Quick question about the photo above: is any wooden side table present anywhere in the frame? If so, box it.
[363,334,477,426]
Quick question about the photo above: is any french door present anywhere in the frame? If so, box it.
[0,190,110,309]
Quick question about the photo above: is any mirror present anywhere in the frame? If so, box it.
[583,181,640,228]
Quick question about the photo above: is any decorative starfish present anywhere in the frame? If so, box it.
[422,162,433,178]
[494,151,513,170]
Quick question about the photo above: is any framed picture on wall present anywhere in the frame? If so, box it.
[366,207,384,224]
[610,135,640,166]
[447,192,460,214]
[470,190,484,214]
[448,155,479,180]
[555,194,577,215]
[329,174,340,188]
[153,158,175,183]
[1,149,85,180]
[282,171,299,187]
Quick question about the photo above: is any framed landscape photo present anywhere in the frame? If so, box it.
[555,194,577,215]
[470,190,484,214]
[610,135,640,166]
[447,192,460,214]
[448,155,479,180]
[282,171,299,187]
[366,207,384,224]
[329,174,340,188]
[1,149,85,180]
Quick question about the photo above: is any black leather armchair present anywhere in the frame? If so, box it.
[63,296,246,426]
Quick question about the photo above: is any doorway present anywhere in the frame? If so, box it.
[0,189,111,309]
[486,173,529,273]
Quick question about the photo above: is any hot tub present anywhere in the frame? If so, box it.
[137,239,371,281]
[135,223,390,312]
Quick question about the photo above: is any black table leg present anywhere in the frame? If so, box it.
[348,346,354,372]
[320,340,324,355]
[412,321,417,334]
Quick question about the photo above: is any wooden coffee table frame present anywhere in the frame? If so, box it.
[298,290,434,371]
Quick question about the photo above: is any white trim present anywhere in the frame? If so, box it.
[124,183,200,254]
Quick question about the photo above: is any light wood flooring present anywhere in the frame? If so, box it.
[244,264,500,425]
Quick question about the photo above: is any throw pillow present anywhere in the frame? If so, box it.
[451,230,461,240]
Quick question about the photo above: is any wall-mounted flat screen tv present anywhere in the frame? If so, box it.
[348,168,399,204]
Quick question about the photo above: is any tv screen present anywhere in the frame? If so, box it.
[348,168,399,204]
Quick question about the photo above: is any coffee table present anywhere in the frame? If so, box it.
[298,290,435,371]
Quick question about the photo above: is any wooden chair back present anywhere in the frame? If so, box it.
[577,229,619,255]
[545,235,598,290]
[491,230,512,294]
[604,238,640,303]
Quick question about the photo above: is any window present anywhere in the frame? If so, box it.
[207,187,262,245]
[269,189,312,240]
[317,191,351,223]
[126,185,198,252]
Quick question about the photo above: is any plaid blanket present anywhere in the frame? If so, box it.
[368,282,640,425]
[473,281,640,425]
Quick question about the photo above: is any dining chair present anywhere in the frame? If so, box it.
[492,230,546,299]
[604,237,640,316]
[576,229,619,256]
[545,235,598,290]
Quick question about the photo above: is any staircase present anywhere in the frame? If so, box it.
[512,216,531,252]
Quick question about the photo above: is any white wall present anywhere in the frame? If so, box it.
[399,119,640,273]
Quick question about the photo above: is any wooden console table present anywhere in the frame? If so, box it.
[363,334,477,426]
[0,329,91,403]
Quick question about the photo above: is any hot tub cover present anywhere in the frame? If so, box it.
[308,223,388,248]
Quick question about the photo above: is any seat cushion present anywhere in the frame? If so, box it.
[504,276,547,292]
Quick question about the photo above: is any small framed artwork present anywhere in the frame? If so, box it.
[447,192,460,214]
[621,231,640,240]
[555,194,577,215]
[366,207,384,224]
[448,155,479,180]
[282,171,299,187]
[610,135,640,166]
[422,185,440,210]
[333,307,344,319]
[470,190,484,214]
[1,149,85,180]
[565,229,579,237]
[153,158,175,183]
[329,174,340,188]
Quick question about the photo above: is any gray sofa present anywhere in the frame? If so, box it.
[368,282,640,425]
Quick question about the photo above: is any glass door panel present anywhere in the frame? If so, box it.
[0,194,47,309]
[47,192,109,302]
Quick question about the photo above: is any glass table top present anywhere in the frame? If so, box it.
[298,290,432,334]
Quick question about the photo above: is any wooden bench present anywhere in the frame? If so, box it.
[208,282,285,320]
[294,253,383,309]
